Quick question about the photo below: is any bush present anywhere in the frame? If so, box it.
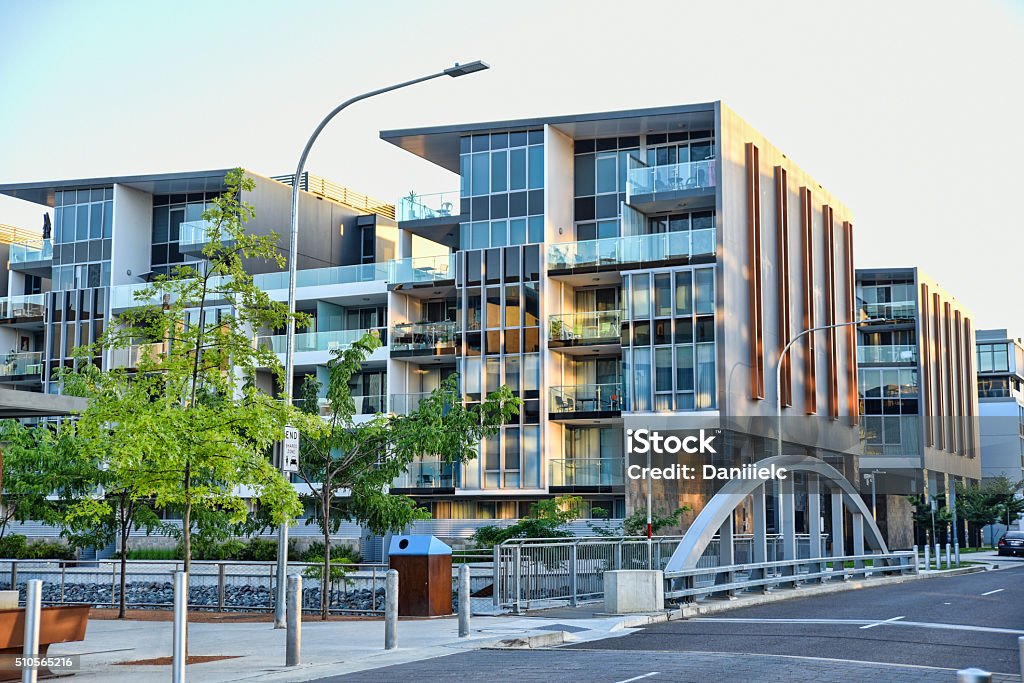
[0,535,74,560]
[126,548,178,560]
[239,538,278,562]
[302,541,360,564]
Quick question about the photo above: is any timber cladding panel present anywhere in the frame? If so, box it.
[920,283,933,447]
[823,205,838,419]
[775,166,792,408]
[843,221,857,425]
[800,186,816,414]
[746,143,764,401]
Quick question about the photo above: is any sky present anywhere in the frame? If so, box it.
[1,0,1022,332]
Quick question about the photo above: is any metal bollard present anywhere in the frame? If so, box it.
[286,575,301,666]
[946,543,952,568]
[956,667,992,682]
[217,563,226,613]
[1019,636,1024,681]
[385,569,398,650]
[912,545,919,572]
[934,544,940,570]
[172,571,187,683]
[458,564,470,638]
[924,544,930,570]
[22,579,42,683]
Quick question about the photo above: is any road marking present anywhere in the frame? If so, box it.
[860,616,905,630]
[615,673,660,683]
[697,617,1024,635]
[981,588,1004,596]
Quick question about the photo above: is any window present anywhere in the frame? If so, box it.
[977,343,1010,373]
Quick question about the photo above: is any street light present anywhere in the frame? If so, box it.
[863,469,886,521]
[774,317,886,460]
[274,60,490,628]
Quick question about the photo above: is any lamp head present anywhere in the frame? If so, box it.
[445,60,490,77]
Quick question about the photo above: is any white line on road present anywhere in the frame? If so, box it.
[615,673,660,683]
[860,616,905,630]
[981,588,1004,596]
[697,617,1024,635]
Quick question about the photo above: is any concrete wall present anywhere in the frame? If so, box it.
[978,399,1024,481]
[110,184,153,287]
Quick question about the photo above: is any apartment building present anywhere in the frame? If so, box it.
[975,329,1024,486]
[382,101,864,536]
[855,268,981,547]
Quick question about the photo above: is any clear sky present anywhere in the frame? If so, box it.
[1,0,1022,332]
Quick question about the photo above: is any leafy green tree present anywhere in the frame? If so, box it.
[908,493,952,545]
[472,495,584,548]
[58,168,302,581]
[293,333,520,620]
[956,477,1024,547]
[0,421,70,538]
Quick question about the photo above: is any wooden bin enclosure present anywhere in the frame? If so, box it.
[388,535,452,617]
[0,605,90,680]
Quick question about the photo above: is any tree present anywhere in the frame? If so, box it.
[0,421,69,538]
[58,168,302,582]
[293,333,519,619]
[907,493,952,546]
[472,496,584,548]
[956,477,1024,548]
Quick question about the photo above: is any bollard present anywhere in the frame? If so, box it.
[912,545,919,572]
[956,667,992,682]
[924,544,930,570]
[286,575,301,666]
[458,564,470,638]
[946,543,952,568]
[934,544,940,570]
[1019,636,1024,681]
[385,569,398,650]
[172,570,187,683]
[217,563,226,613]
[22,579,41,683]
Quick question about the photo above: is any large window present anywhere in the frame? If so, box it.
[573,137,639,233]
[52,188,113,291]
[459,131,544,249]
[977,342,1010,373]
[859,368,919,455]
[151,192,220,278]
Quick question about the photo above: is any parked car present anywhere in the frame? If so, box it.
[997,531,1024,556]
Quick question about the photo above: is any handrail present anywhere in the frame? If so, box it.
[272,172,395,220]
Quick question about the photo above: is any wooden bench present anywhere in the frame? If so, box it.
[0,605,89,680]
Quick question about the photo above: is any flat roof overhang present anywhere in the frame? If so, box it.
[0,169,235,207]
[381,102,719,173]
[0,388,87,418]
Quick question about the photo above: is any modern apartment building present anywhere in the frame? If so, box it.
[855,268,981,547]
[382,101,864,537]
[975,329,1024,486]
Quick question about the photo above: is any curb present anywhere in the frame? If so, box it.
[488,630,578,649]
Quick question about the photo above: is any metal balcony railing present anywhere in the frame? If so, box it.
[390,321,457,353]
[254,263,388,290]
[397,191,459,222]
[293,394,386,417]
[272,172,395,220]
[860,301,916,321]
[857,344,918,364]
[392,460,459,489]
[549,310,624,344]
[548,458,624,487]
[387,254,456,285]
[626,159,717,198]
[109,342,169,370]
[547,229,715,270]
[9,239,52,265]
[550,383,625,414]
[0,294,45,319]
[257,328,386,355]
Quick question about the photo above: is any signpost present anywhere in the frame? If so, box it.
[275,425,299,627]
[282,425,299,474]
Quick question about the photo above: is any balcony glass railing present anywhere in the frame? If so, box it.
[0,351,44,378]
[627,159,717,198]
[109,343,169,370]
[179,219,217,247]
[547,229,715,270]
[388,254,456,285]
[258,328,386,355]
[254,262,388,290]
[860,301,916,322]
[548,458,624,488]
[397,191,459,222]
[550,383,625,414]
[9,239,52,265]
[549,310,624,344]
[857,345,918,364]
[389,392,430,416]
[0,294,46,319]
[390,321,457,353]
[392,460,460,489]
[294,394,386,417]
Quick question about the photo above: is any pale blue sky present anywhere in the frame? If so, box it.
[1,0,1022,331]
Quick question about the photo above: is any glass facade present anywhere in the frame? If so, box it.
[859,368,920,455]
[151,192,220,277]
[52,188,112,291]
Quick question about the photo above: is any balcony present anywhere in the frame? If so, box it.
[178,219,233,254]
[390,392,429,415]
[0,352,44,380]
[8,239,53,276]
[398,191,460,222]
[549,310,624,352]
[626,159,716,212]
[860,301,917,322]
[550,383,624,420]
[253,262,388,291]
[109,277,232,312]
[109,342,169,370]
[0,294,45,321]
[390,321,457,358]
[547,229,715,273]
[387,254,456,288]
[391,460,459,492]
[857,344,918,364]
[549,458,624,491]
[257,328,386,356]
[294,394,386,418]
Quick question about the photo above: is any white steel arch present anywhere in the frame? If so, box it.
[665,455,888,572]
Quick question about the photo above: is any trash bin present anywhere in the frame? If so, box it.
[388,535,452,616]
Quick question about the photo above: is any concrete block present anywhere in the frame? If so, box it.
[0,591,17,609]
[604,570,664,614]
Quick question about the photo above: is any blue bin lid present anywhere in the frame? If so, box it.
[388,535,452,556]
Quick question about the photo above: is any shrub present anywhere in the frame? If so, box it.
[126,548,178,560]
[0,535,74,560]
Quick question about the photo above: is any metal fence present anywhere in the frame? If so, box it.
[0,559,388,615]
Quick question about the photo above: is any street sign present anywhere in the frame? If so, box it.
[282,425,299,473]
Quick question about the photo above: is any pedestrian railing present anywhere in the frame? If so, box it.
[663,550,917,602]
[0,558,388,615]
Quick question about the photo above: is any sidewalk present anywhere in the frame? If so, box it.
[47,610,647,682]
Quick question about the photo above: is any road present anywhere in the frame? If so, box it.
[322,564,1024,683]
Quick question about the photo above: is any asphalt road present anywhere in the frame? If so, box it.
[323,566,1024,683]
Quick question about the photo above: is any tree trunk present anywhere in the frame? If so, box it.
[118,508,130,619]
[321,499,330,621]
